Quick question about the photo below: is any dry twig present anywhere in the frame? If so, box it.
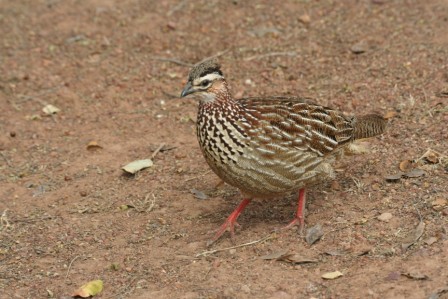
[197,49,231,64]
[150,49,231,68]
[149,57,193,67]
[244,51,297,61]
[195,233,274,257]
[151,143,166,160]
[65,255,81,279]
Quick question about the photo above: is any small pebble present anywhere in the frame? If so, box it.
[350,41,368,54]
[298,14,311,24]
[377,212,393,222]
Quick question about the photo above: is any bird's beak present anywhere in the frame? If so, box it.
[180,82,195,97]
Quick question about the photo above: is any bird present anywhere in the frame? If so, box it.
[180,59,387,244]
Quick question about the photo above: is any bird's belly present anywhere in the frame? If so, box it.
[201,145,335,197]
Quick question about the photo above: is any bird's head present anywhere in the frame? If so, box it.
[180,60,227,102]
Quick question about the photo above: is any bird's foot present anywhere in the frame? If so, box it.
[207,198,251,247]
[281,216,305,234]
[207,218,240,247]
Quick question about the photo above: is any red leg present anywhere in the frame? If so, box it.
[283,188,306,232]
[209,198,251,245]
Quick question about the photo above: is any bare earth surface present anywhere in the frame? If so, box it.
[1,1,447,298]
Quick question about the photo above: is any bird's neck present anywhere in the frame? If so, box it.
[198,82,243,119]
[199,81,235,107]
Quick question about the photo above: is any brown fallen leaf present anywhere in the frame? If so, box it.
[86,141,103,151]
[431,198,447,211]
[403,168,426,178]
[401,271,429,280]
[279,254,318,264]
[399,160,415,172]
[305,224,323,245]
[324,249,348,256]
[424,237,438,245]
[401,221,425,252]
[421,149,441,164]
[261,250,317,264]
[260,249,289,260]
[72,280,103,298]
[385,173,403,182]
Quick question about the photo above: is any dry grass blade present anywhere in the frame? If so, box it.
[151,143,166,160]
[149,57,193,67]
[65,255,81,279]
[0,210,11,231]
[244,51,297,61]
[195,234,274,257]
[197,49,231,65]
[401,221,425,252]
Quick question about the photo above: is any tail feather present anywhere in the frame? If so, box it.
[353,114,387,140]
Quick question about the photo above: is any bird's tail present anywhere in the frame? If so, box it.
[353,114,387,140]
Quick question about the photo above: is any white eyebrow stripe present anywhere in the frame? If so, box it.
[194,73,224,85]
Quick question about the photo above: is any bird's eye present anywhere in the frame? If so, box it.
[200,80,210,87]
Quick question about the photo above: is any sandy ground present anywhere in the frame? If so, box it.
[1,0,447,298]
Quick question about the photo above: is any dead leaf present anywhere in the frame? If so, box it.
[261,250,317,264]
[431,198,447,211]
[86,141,102,151]
[122,159,153,174]
[190,189,209,200]
[384,110,398,119]
[322,271,343,280]
[305,224,323,245]
[279,254,318,264]
[324,249,348,256]
[424,237,438,245]
[401,271,429,280]
[421,149,441,164]
[401,221,425,252]
[42,104,60,115]
[72,280,103,298]
[385,173,403,182]
[399,160,415,172]
[403,168,426,178]
[260,249,289,260]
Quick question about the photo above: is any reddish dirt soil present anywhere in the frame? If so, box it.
[1,1,447,298]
